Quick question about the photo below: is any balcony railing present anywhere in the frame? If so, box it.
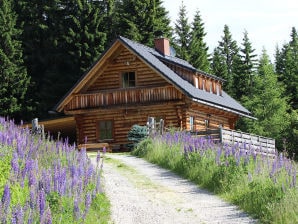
[65,86,183,111]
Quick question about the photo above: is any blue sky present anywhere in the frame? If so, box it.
[162,0,298,60]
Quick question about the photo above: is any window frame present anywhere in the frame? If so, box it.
[121,71,136,88]
[96,120,114,142]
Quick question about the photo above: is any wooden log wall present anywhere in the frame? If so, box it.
[74,103,184,149]
[87,48,169,92]
[184,102,237,131]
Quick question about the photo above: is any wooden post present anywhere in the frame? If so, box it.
[219,125,223,143]
[159,119,164,135]
[147,117,155,136]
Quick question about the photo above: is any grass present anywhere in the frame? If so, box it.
[132,134,298,223]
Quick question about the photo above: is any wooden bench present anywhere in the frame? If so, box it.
[78,143,112,152]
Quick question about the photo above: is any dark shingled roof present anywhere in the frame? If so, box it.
[118,36,253,118]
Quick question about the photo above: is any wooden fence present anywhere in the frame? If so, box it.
[192,128,276,155]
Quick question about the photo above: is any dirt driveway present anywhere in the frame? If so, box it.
[91,153,257,224]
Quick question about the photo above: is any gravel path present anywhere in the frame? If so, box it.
[91,153,257,224]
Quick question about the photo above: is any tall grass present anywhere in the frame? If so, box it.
[132,131,298,223]
[0,117,110,223]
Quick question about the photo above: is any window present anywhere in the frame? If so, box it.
[98,120,113,140]
[122,72,136,88]
[189,116,194,131]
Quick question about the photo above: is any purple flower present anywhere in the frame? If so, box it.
[73,198,80,220]
[28,171,37,187]
[39,189,46,220]
[1,184,11,210]
[44,208,52,224]
[29,187,35,209]
[83,192,92,219]
[95,175,101,193]
[11,152,19,176]
[11,204,24,224]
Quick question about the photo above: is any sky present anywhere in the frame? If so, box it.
[162,0,298,60]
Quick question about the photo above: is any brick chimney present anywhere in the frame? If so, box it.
[154,38,170,56]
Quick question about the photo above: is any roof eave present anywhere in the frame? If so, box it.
[191,98,257,120]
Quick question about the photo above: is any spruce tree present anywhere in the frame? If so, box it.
[211,25,239,96]
[242,49,290,149]
[0,0,30,117]
[189,10,210,72]
[235,30,258,100]
[115,0,172,46]
[275,27,298,109]
[174,1,191,60]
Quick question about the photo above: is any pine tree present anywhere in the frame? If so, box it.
[0,0,30,117]
[115,0,172,46]
[174,1,191,60]
[211,25,239,96]
[14,0,107,118]
[234,30,258,100]
[275,27,298,109]
[242,49,290,149]
[211,48,228,80]
[189,10,210,72]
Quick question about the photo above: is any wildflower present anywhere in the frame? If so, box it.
[11,204,24,224]
[39,189,46,220]
[73,198,80,220]
[44,208,52,224]
[96,150,101,164]
[11,152,19,176]
[1,184,11,210]
[83,192,92,219]
[29,187,35,209]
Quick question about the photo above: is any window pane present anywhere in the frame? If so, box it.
[122,72,135,87]
[98,120,113,140]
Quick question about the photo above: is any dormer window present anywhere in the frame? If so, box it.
[122,72,136,88]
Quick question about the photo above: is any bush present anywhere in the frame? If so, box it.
[127,124,148,150]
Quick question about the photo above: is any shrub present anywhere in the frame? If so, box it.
[127,124,148,150]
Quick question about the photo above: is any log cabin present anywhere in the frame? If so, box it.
[53,36,254,151]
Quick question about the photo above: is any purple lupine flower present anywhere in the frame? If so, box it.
[95,175,101,194]
[11,152,19,176]
[44,208,52,224]
[39,189,46,220]
[73,198,80,220]
[28,170,37,187]
[215,147,221,165]
[58,168,67,196]
[16,142,24,159]
[29,187,35,209]
[1,184,11,210]
[42,170,51,194]
[83,192,92,219]
[11,204,24,224]
[86,164,94,182]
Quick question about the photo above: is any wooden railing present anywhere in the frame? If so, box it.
[192,128,276,155]
[65,86,183,110]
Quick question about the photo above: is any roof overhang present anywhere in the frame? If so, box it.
[191,98,257,120]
